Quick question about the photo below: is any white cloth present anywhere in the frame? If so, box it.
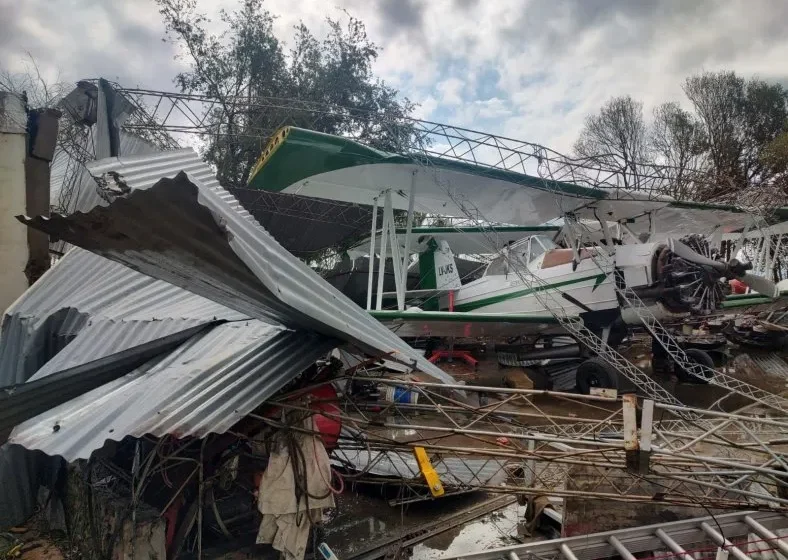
[256,419,335,560]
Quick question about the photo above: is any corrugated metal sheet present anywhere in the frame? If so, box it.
[9,321,333,461]
[27,318,215,381]
[50,132,161,218]
[0,445,62,528]
[750,354,788,379]
[22,150,454,383]
[0,248,247,386]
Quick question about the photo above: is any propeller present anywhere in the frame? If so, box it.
[668,239,778,298]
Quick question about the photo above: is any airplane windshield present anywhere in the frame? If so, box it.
[483,235,557,276]
[529,235,557,262]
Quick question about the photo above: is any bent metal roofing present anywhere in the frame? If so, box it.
[19,149,453,383]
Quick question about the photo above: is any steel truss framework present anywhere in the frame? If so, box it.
[88,83,739,199]
[261,377,788,511]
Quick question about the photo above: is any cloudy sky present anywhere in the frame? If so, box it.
[2,0,787,152]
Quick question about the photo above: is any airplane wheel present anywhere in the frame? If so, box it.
[576,358,619,394]
[675,348,714,384]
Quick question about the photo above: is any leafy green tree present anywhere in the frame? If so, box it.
[683,71,788,195]
[157,0,416,188]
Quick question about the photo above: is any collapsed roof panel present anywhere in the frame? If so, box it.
[9,322,333,461]
[20,150,454,382]
[0,247,246,386]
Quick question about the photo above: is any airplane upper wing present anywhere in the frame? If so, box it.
[248,127,782,238]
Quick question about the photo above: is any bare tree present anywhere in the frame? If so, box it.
[574,96,650,190]
[0,54,68,108]
[650,102,708,199]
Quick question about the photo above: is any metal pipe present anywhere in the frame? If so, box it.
[509,344,582,361]
[609,536,637,560]
[655,403,788,431]
[744,515,788,558]
[700,521,751,560]
[655,528,695,560]
[661,473,788,506]
[352,377,619,403]
[386,199,404,311]
[400,171,417,310]
[560,544,579,560]
[375,191,391,311]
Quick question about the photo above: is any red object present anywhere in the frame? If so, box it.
[428,350,478,368]
[730,279,747,294]
[496,437,510,446]
[448,290,455,312]
[163,498,182,550]
[307,384,342,450]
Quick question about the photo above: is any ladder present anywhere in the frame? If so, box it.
[444,510,788,560]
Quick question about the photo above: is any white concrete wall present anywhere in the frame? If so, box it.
[0,95,28,314]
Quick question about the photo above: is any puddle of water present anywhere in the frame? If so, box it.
[411,502,530,559]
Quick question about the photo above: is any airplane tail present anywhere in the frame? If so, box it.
[418,238,462,291]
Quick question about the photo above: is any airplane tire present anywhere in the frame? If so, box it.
[576,358,619,394]
[675,348,714,384]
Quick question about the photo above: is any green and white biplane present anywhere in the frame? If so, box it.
[248,127,788,387]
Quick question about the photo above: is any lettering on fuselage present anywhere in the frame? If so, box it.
[438,263,454,276]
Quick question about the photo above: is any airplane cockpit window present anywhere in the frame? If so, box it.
[484,236,558,276]
[527,235,557,263]
[484,255,507,276]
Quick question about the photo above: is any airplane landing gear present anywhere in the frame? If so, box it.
[651,338,714,384]
[674,348,714,384]
[575,357,619,394]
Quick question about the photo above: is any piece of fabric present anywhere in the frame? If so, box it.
[256,419,335,560]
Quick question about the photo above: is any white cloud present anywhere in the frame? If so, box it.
[436,77,464,106]
[2,0,787,158]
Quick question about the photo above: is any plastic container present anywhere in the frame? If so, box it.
[383,386,419,404]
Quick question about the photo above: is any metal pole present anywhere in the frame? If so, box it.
[641,399,654,452]
[400,171,417,309]
[744,515,788,558]
[609,536,637,560]
[655,528,695,560]
[560,544,579,560]
[366,196,379,311]
[386,198,404,311]
[700,521,750,560]
[375,191,391,311]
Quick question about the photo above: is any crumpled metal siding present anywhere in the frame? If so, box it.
[9,321,333,461]
[50,132,161,214]
[0,248,248,386]
[27,318,216,381]
[23,150,454,383]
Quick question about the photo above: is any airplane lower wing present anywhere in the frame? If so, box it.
[369,310,564,338]
[721,290,788,315]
